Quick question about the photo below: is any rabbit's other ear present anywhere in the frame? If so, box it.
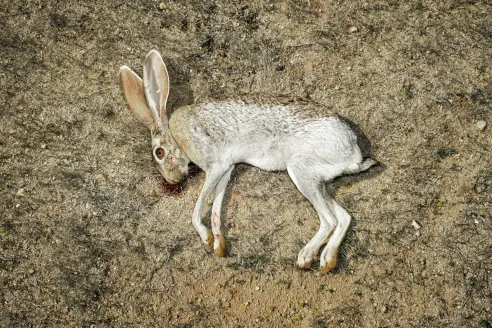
[120,66,155,127]
[143,50,170,125]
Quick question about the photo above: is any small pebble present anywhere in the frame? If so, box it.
[41,144,46,149]
[245,301,250,306]
[255,286,260,291]
[382,305,388,313]
[411,220,421,230]
[476,120,487,131]
[349,26,359,33]
[17,188,25,196]
[276,64,285,71]
[94,173,106,183]
[416,231,421,237]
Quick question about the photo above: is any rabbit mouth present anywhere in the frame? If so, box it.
[166,178,179,184]
[159,166,186,185]
[162,173,181,185]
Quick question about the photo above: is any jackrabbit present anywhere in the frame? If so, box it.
[120,50,377,273]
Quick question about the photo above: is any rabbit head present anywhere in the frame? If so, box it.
[119,50,189,184]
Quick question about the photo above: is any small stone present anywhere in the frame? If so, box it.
[382,305,388,313]
[416,231,421,237]
[41,144,46,149]
[411,220,421,230]
[255,286,260,291]
[27,268,35,274]
[15,204,20,208]
[474,219,479,224]
[476,120,487,131]
[244,301,250,306]
[94,173,106,183]
[349,26,359,33]
[17,188,25,196]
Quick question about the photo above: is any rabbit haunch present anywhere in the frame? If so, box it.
[119,50,377,273]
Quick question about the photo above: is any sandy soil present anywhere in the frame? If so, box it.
[1,0,491,327]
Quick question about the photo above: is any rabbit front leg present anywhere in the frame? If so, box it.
[210,165,234,257]
[192,166,231,249]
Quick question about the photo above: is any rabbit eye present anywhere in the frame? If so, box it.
[155,147,165,160]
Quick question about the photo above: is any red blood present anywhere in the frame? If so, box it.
[162,180,183,196]
[159,162,202,197]
[211,212,218,227]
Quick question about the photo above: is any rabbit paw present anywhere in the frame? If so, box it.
[214,234,226,257]
[296,246,318,269]
[320,253,338,274]
[206,230,214,248]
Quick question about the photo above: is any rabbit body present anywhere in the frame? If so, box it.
[120,50,376,273]
[170,99,364,175]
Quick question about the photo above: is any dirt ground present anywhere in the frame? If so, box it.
[1,0,491,327]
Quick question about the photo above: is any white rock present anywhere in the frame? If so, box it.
[411,220,421,230]
[476,120,487,131]
[349,26,359,33]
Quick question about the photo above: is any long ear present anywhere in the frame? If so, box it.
[119,66,155,128]
[143,50,170,126]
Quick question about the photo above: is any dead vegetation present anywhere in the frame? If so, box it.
[1,0,491,327]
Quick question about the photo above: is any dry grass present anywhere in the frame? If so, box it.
[1,0,491,327]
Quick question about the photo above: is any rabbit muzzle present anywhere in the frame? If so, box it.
[155,162,187,185]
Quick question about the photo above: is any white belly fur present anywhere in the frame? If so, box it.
[243,149,287,171]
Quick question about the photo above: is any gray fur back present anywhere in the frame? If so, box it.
[171,99,364,172]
